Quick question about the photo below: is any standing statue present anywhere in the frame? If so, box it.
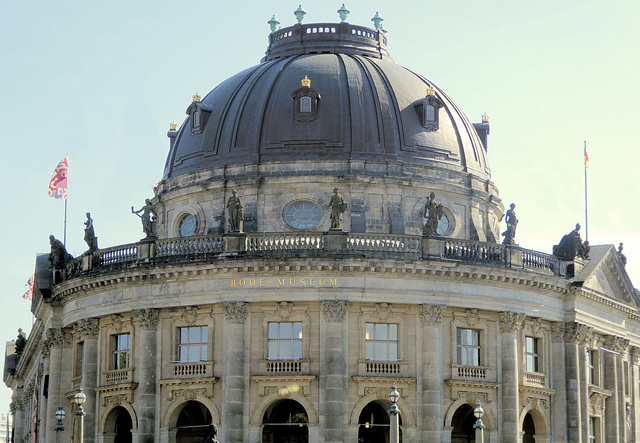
[48,235,73,270]
[84,212,98,251]
[328,188,347,230]
[618,243,627,266]
[422,192,444,236]
[553,223,589,260]
[131,199,157,238]
[501,203,518,245]
[226,189,244,232]
[15,329,27,355]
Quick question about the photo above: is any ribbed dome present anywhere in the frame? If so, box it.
[163,22,490,181]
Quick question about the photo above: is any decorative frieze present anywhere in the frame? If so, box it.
[133,308,160,330]
[181,306,199,326]
[168,388,207,402]
[589,392,606,416]
[103,393,131,408]
[603,335,630,354]
[419,304,446,326]
[323,300,347,322]
[498,311,525,333]
[456,390,492,404]
[222,302,248,324]
[563,322,592,345]
[525,396,549,410]
[73,318,99,338]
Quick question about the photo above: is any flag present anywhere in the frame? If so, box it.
[584,147,589,168]
[48,156,68,199]
[22,274,34,301]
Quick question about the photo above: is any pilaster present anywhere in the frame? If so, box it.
[43,327,68,443]
[420,304,445,441]
[550,322,567,442]
[563,322,592,442]
[74,318,100,443]
[498,311,524,443]
[133,308,160,443]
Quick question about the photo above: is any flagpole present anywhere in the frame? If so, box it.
[584,140,588,242]
[64,198,68,246]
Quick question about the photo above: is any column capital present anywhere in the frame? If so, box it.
[630,346,640,365]
[133,308,160,330]
[419,304,446,325]
[563,322,592,344]
[222,302,248,324]
[73,318,100,338]
[550,322,565,342]
[603,335,630,354]
[498,311,525,333]
[322,300,347,322]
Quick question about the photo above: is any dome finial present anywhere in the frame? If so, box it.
[337,4,350,23]
[169,121,178,131]
[294,5,307,24]
[482,112,490,123]
[301,75,311,88]
[371,11,384,30]
[426,86,436,96]
[268,15,280,33]
[192,92,201,102]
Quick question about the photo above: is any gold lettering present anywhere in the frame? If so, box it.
[278,278,285,286]
[300,278,305,286]
[329,278,337,286]
[310,278,315,286]
[289,278,296,286]
[239,279,246,287]
[249,279,256,287]
[231,280,236,287]
[260,279,265,287]
[319,278,326,286]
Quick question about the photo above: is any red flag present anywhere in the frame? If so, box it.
[48,156,68,199]
[584,147,589,168]
[22,274,34,301]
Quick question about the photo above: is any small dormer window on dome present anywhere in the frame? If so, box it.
[414,86,444,132]
[186,92,213,135]
[292,75,321,122]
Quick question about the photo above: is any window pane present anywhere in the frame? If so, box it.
[389,324,398,341]
[375,324,387,341]
[201,326,208,342]
[188,346,199,362]
[366,323,373,340]
[268,323,278,339]
[389,343,398,360]
[268,342,278,359]
[280,323,293,339]
[300,97,311,113]
[471,330,479,346]
[473,349,480,366]
[426,105,435,122]
[181,328,189,343]
[280,342,292,359]
[366,342,374,359]
[293,341,302,359]
[201,346,207,361]
[375,342,387,360]
[294,322,302,339]
[189,327,199,343]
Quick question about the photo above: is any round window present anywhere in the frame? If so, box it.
[285,201,323,230]
[423,213,450,236]
[178,214,197,237]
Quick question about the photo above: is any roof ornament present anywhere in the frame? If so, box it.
[301,75,311,88]
[268,15,280,33]
[426,86,436,96]
[294,5,307,24]
[192,92,201,102]
[482,113,490,123]
[337,4,350,23]
[169,121,178,131]
[371,11,384,30]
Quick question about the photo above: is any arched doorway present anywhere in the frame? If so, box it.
[451,404,475,443]
[176,401,212,442]
[104,406,133,443]
[262,399,309,443]
[522,413,535,443]
[357,400,402,443]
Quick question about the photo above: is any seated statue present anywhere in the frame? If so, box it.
[553,223,588,261]
[48,235,73,270]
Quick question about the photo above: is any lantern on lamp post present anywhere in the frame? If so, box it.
[473,400,485,443]
[74,387,87,443]
[387,383,401,443]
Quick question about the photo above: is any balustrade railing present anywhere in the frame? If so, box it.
[247,233,323,252]
[521,248,558,274]
[172,362,209,377]
[103,368,133,385]
[99,243,138,265]
[365,361,401,374]
[265,360,303,373]
[523,371,546,387]
[443,239,506,265]
[348,233,421,254]
[453,365,487,379]
[156,236,223,258]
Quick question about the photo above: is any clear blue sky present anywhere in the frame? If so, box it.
[2,0,639,410]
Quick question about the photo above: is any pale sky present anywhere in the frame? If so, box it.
[1,0,639,411]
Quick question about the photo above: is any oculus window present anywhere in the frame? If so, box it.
[285,201,322,230]
[178,213,197,237]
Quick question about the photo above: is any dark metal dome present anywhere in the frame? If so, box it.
[163,22,490,181]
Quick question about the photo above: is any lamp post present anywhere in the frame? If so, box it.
[387,383,401,443]
[54,405,65,443]
[74,387,86,443]
[473,400,485,443]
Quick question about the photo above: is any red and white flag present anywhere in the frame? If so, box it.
[48,156,68,199]
[22,274,34,301]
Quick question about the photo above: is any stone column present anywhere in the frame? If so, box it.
[38,360,48,443]
[578,341,589,440]
[10,396,23,442]
[611,337,630,442]
[133,308,160,443]
[603,347,619,441]
[550,322,567,442]
[221,302,248,442]
[630,347,640,442]
[498,312,525,443]
[43,328,66,443]
[563,322,592,443]
[420,304,445,441]
[74,318,100,443]
[320,300,348,443]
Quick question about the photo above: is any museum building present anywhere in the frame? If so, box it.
[4,9,640,443]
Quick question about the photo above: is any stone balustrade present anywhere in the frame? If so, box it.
[364,361,402,374]
[103,368,133,385]
[453,364,488,380]
[265,360,304,373]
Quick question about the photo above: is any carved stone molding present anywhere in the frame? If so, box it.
[375,303,391,321]
[528,318,542,335]
[465,309,480,327]
[498,312,525,333]
[133,308,160,330]
[603,335,630,354]
[276,301,294,319]
[589,392,606,416]
[103,393,131,408]
[111,314,125,332]
[323,300,347,322]
[526,396,548,410]
[73,318,99,338]
[9,402,16,413]
[630,346,640,365]
[564,322,592,345]
[222,302,248,324]
[419,304,446,326]
[168,388,207,402]
[550,322,565,343]
[456,390,492,404]
[43,328,65,352]
[181,306,199,326]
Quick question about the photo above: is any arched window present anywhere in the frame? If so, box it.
[425,104,436,122]
[357,400,402,443]
[300,96,312,113]
[451,404,475,443]
[103,406,133,443]
[522,413,535,443]
[262,399,308,443]
[176,401,212,442]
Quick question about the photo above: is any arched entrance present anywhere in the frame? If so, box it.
[262,399,309,443]
[357,400,402,443]
[451,404,475,443]
[176,401,212,442]
[104,406,133,443]
[522,413,535,443]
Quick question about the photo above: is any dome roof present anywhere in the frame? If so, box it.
[163,22,490,181]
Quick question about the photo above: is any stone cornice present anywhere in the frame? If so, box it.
[94,382,139,394]
[159,377,219,387]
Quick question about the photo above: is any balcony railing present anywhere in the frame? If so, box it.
[522,371,546,388]
[364,361,402,374]
[103,368,133,385]
[453,364,488,380]
[60,232,570,284]
[265,360,304,373]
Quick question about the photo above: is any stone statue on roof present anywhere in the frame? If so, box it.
[329,188,347,230]
[48,235,73,270]
[501,203,518,245]
[553,223,589,260]
[423,192,443,236]
[132,199,157,238]
[227,190,244,233]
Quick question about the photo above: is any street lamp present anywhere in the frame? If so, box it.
[55,405,65,443]
[74,387,87,443]
[387,383,401,443]
[473,400,485,443]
